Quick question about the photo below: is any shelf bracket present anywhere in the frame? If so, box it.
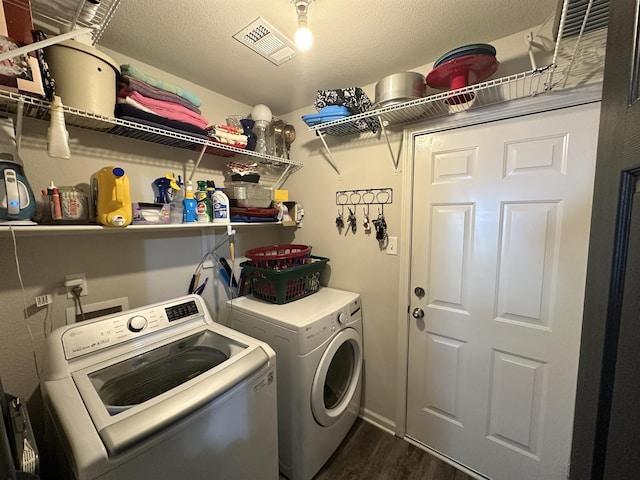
[317,130,341,176]
[274,163,292,190]
[15,98,24,160]
[525,32,540,70]
[188,144,208,182]
[378,116,401,174]
[0,26,95,63]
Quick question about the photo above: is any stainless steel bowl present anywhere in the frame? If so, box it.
[374,72,426,108]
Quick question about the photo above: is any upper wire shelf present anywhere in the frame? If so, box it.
[309,0,608,139]
[0,90,303,185]
[30,0,122,44]
[308,67,552,137]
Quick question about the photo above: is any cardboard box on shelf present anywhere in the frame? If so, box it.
[0,0,45,98]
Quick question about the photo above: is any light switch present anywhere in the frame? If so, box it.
[386,236,398,255]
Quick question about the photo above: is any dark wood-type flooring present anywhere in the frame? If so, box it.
[279,418,477,480]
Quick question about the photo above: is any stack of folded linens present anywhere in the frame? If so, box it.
[116,64,208,138]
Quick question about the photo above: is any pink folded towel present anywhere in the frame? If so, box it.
[122,75,202,114]
[118,89,208,130]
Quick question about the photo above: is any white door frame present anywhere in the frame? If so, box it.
[394,82,603,438]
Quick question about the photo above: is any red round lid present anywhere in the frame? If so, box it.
[426,54,500,91]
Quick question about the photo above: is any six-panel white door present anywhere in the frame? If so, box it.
[406,103,600,480]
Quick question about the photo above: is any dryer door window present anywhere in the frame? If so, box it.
[324,341,354,409]
[311,327,362,427]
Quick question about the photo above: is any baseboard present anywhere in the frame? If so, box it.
[359,408,396,435]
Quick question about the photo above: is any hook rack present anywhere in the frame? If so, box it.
[336,187,393,206]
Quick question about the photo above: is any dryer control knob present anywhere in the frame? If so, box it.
[337,312,348,325]
[127,315,148,332]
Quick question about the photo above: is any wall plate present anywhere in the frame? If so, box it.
[66,296,129,324]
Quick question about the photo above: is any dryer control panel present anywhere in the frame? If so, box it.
[300,296,361,352]
[61,298,206,360]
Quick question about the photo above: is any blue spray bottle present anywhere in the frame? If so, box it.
[183,181,197,223]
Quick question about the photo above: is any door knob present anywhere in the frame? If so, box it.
[412,307,424,319]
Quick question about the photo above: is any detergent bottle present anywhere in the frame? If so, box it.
[196,180,211,223]
[90,166,132,227]
[182,181,197,223]
[212,187,229,223]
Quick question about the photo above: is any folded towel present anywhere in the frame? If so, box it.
[206,125,247,148]
[118,89,208,129]
[121,64,202,107]
[117,95,156,114]
[115,103,209,137]
[122,75,201,114]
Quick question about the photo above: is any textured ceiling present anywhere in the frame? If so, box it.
[98,0,558,116]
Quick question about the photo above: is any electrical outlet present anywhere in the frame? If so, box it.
[35,294,52,307]
[65,273,88,299]
[386,236,398,256]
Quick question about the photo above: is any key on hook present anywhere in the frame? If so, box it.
[336,209,344,229]
[373,213,387,241]
[348,208,357,233]
[363,207,371,233]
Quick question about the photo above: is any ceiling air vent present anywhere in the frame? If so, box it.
[233,17,298,66]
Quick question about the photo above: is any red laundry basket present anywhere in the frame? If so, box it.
[245,244,311,270]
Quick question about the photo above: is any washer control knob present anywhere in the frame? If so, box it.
[127,315,148,332]
[337,312,348,325]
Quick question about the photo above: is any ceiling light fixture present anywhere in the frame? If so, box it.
[293,0,314,51]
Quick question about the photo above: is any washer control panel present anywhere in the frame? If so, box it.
[62,299,204,360]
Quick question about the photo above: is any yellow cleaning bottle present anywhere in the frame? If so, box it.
[90,166,132,227]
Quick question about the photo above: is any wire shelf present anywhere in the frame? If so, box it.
[0,90,302,184]
[309,68,552,137]
[31,0,122,44]
[309,0,609,139]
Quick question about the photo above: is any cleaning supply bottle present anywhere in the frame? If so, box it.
[183,181,197,223]
[90,166,132,227]
[206,180,216,220]
[47,96,71,159]
[212,187,230,223]
[169,175,183,224]
[51,187,62,220]
[196,180,211,223]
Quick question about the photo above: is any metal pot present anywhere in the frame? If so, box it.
[374,71,426,108]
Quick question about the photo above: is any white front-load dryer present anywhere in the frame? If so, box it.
[227,287,363,480]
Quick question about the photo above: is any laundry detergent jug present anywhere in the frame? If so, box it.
[91,166,132,227]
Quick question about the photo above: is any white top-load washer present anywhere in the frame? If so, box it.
[41,294,278,480]
[227,287,362,480]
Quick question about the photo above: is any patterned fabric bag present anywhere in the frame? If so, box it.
[314,88,380,133]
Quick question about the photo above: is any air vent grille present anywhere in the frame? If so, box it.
[233,17,298,66]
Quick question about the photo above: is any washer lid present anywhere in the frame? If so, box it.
[72,328,271,455]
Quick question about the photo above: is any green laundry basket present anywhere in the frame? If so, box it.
[241,256,329,304]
